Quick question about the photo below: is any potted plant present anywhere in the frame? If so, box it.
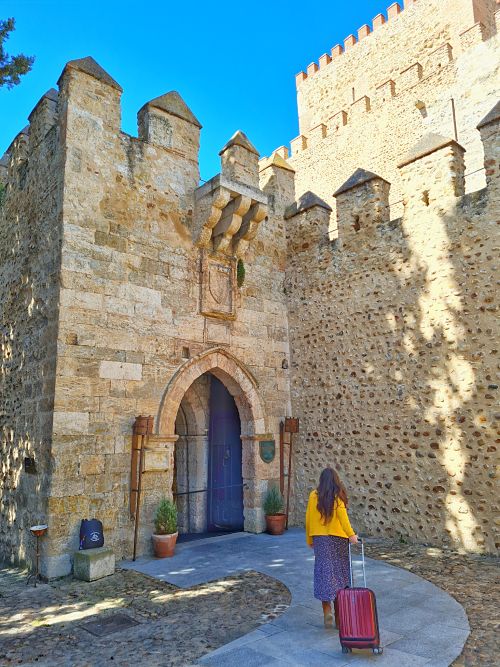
[152,497,178,558]
[263,485,286,535]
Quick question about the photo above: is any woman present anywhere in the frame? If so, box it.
[305,467,358,627]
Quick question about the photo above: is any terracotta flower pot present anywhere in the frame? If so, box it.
[265,514,286,535]
[152,532,178,558]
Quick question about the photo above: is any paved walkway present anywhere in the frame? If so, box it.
[123,529,469,666]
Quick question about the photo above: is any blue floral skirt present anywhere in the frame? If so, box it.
[313,535,350,602]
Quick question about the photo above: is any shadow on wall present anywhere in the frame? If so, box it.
[0,124,61,570]
[374,194,496,552]
[286,130,498,554]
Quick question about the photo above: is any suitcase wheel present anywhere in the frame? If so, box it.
[372,647,383,655]
[341,647,352,654]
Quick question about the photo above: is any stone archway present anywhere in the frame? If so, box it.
[158,348,265,436]
[174,375,210,534]
[157,348,272,533]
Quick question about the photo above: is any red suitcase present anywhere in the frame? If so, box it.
[336,539,383,655]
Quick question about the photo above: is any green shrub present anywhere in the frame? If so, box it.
[154,497,177,535]
[263,485,284,516]
[237,258,245,287]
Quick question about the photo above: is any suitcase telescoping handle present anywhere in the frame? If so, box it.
[348,537,367,588]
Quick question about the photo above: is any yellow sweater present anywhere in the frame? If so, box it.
[305,490,355,545]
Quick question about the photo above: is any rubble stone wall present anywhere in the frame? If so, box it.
[286,126,499,554]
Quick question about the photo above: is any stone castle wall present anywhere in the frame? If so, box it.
[1,0,498,576]
[0,93,64,566]
[285,115,499,553]
[0,58,295,576]
[289,0,500,221]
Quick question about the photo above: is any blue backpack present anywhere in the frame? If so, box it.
[79,518,104,550]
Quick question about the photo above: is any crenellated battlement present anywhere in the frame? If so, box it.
[296,1,413,89]
[293,0,499,160]
[295,0,496,92]
[1,55,274,269]
[0,56,204,197]
[285,104,498,250]
[286,0,499,223]
[285,97,499,558]
[289,38,456,158]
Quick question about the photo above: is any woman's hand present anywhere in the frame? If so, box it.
[308,542,313,549]
[349,534,359,545]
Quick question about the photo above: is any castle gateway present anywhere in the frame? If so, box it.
[1,0,499,576]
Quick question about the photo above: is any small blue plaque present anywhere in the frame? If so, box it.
[259,440,275,463]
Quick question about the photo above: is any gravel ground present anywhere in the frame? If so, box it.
[368,540,499,667]
[0,566,291,666]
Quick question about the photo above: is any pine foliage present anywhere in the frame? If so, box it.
[0,18,34,89]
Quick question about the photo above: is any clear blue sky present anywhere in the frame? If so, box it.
[1,0,388,181]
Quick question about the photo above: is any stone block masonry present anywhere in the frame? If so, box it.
[290,0,500,219]
[99,361,143,381]
[0,90,63,571]
[73,546,115,581]
[1,57,294,577]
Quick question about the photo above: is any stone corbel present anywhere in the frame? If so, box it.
[195,186,232,248]
[194,174,268,257]
[233,202,268,257]
[212,194,252,253]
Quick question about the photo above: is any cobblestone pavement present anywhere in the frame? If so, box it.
[367,541,499,667]
[125,529,470,666]
[2,535,489,667]
[0,565,291,666]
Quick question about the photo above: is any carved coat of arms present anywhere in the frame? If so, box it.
[200,252,236,319]
[209,264,231,305]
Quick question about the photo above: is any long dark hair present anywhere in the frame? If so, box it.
[316,467,348,524]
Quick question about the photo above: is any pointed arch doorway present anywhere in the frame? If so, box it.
[173,373,243,534]
[160,348,268,536]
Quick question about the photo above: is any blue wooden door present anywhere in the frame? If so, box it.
[208,376,244,531]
